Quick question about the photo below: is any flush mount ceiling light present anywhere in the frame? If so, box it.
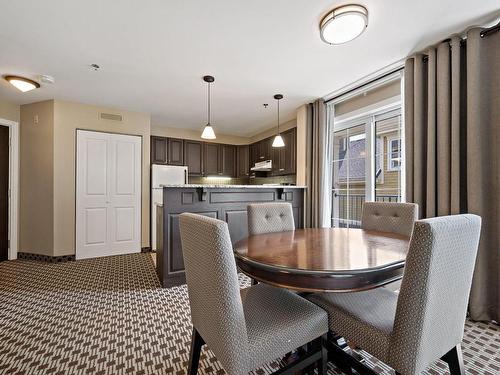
[272,94,285,148]
[320,4,368,45]
[201,75,216,140]
[4,75,40,92]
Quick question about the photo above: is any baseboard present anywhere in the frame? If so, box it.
[18,252,76,263]
[18,249,153,262]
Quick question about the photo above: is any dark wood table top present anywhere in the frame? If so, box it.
[234,228,410,292]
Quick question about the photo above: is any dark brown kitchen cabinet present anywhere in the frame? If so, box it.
[167,138,184,165]
[220,144,236,177]
[249,143,258,167]
[203,143,236,177]
[184,140,203,176]
[203,143,220,176]
[272,128,296,175]
[255,138,272,161]
[281,128,296,174]
[237,145,250,178]
[151,136,167,164]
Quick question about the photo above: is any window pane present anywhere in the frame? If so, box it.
[332,124,366,228]
[375,115,402,202]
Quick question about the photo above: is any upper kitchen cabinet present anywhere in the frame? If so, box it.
[237,145,250,178]
[268,127,297,175]
[151,136,168,164]
[220,144,236,177]
[203,143,220,176]
[184,140,203,176]
[167,138,184,165]
[255,137,272,161]
[278,128,296,175]
[204,143,236,177]
[249,142,258,167]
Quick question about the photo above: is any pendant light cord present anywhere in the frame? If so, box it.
[277,98,280,134]
[207,81,211,125]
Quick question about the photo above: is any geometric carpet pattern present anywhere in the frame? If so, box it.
[0,253,499,375]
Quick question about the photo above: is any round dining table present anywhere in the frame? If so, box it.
[233,227,410,293]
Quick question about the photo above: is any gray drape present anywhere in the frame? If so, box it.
[305,99,332,228]
[405,27,500,322]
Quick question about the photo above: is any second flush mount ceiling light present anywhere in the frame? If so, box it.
[320,4,368,45]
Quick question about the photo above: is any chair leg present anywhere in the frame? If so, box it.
[318,334,328,375]
[441,345,465,375]
[188,328,204,375]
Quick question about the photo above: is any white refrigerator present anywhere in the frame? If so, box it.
[151,164,188,250]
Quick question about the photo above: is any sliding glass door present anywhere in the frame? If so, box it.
[331,107,403,228]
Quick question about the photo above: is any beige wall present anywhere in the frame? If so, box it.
[53,100,151,255]
[334,80,400,116]
[295,106,308,186]
[151,125,249,145]
[0,99,20,123]
[20,100,54,255]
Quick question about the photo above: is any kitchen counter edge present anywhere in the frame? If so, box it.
[160,184,307,189]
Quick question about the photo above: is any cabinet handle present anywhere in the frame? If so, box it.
[260,156,265,159]
[279,168,285,171]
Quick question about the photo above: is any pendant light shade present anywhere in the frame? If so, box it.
[272,94,285,148]
[201,75,216,140]
[272,134,285,148]
[201,124,216,139]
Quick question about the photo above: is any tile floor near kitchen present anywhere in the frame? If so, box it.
[0,253,498,375]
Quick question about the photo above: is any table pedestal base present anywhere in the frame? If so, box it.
[326,333,378,375]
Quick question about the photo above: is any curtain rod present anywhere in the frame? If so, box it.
[419,20,500,63]
[481,20,500,37]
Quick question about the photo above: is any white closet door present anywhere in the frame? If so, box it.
[76,130,141,260]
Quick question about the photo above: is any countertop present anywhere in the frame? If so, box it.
[160,184,307,189]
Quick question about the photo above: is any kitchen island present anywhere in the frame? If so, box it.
[156,185,306,287]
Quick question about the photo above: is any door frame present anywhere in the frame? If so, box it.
[0,118,19,260]
[75,129,143,260]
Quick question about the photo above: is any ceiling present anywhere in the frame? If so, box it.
[0,1,498,136]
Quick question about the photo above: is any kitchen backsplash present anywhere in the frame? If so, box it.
[188,177,248,185]
[249,175,296,185]
[188,175,296,185]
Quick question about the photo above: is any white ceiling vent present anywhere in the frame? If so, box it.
[100,112,123,122]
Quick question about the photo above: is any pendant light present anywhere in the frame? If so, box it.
[272,94,285,148]
[201,75,216,140]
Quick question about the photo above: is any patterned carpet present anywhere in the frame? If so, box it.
[0,253,499,375]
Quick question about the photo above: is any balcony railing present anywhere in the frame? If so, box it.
[331,193,399,228]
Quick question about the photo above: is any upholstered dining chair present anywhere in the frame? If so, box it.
[361,202,419,237]
[361,202,419,292]
[179,213,329,375]
[307,214,482,375]
[247,202,295,235]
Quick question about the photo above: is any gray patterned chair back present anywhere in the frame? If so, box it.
[247,203,295,235]
[389,214,481,374]
[361,202,418,237]
[179,213,250,373]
